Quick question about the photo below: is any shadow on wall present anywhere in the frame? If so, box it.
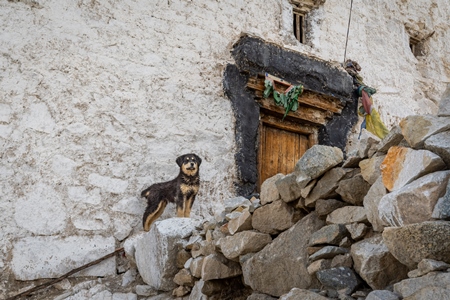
[223,35,358,196]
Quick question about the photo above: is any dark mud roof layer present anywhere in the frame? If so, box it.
[223,35,358,196]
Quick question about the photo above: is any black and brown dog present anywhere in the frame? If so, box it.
[141,153,201,231]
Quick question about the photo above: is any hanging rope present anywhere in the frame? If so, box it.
[343,0,354,64]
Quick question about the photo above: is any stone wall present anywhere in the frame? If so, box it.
[1,0,450,296]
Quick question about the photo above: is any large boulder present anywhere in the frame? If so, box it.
[400,115,450,149]
[252,200,298,235]
[260,174,284,205]
[294,145,344,181]
[378,171,450,227]
[219,231,272,260]
[382,221,450,269]
[241,212,325,297]
[359,155,386,185]
[201,253,242,281]
[393,272,450,298]
[135,218,200,291]
[363,176,387,232]
[279,288,329,300]
[432,179,450,220]
[439,84,450,117]
[424,131,450,167]
[336,174,371,205]
[326,206,367,225]
[351,235,408,290]
[380,146,445,192]
[305,168,358,207]
[316,267,361,293]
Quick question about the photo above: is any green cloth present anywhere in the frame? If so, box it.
[264,78,303,120]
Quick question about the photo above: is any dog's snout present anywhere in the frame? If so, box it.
[190,162,195,167]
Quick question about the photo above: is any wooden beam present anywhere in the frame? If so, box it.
[247,77,344,114]
[258,97,331,125]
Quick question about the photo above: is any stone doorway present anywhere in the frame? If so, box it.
[223,35,358,196]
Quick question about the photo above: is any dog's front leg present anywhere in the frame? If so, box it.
[183,196,195,217]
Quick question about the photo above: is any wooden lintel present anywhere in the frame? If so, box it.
[247,77,343,114]
[258,97,328,126]
[261,113,316,135]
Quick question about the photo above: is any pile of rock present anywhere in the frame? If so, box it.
[127,109,450,299]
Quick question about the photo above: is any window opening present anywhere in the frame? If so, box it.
[409,37,421,57]
[293,11,306,43]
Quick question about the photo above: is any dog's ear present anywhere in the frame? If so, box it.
[196,155,202,166]
[176,155,184,167]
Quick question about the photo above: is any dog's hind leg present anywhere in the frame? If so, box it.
[143,200,167,231]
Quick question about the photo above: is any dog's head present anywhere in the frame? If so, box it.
[176,153,202,176]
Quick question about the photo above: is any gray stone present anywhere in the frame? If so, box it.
[366,290,400,300]
[309,246,349,262]
[223,196,252,213]
[400,115,450,149]
[135,285,158,297]
[189,280,207,300]
[360,155,386,185]
[394,272,450,298]
[173,268,195,287]
[439,84,450,116]
[404,286,450,300]
[342,155,363,168]
[301,179,317,198]
[380,146,446,192]
[305,168,358,207]
[11,235,116,280]
[112,293,137,300]
[227,208,253,235]
[242,212,325,297]
[247,292,277,300]
[189,256,204,278]
[295,145,344,180]
[336,174,371,205]
[316,267,361,293]
[219,231,272,260]
[351,235,409,290]
[425,131,450,167]
[379,171,450,227]
[358,129,381,158]
[377,125,404,154]
[135,218,200,291]
[432,179,450,219]
[279,288,330,300]
[201,253,242,281]
[315,199,347,217]
[363,176,387,232]
[309,224,348,246]
[276,173,303,202]
[409,258,450,277]
[331,253,353,269]
[307,259,332,275]
[252,200,297,234]
[382,221,450,269]
[326,206,367,225]
[345,223,368,240]
[260,173,284,205]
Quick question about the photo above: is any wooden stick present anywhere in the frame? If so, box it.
[6,247,124,300]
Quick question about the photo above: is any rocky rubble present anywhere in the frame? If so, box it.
[11,105,450,300]
[125,110,450,299]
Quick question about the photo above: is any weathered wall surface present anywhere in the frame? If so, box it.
[1,0,449,295]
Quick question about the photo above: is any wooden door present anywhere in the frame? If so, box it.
[258,122,310,188]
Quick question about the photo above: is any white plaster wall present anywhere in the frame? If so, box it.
[0,0,286,292]
[1,0,450,294]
